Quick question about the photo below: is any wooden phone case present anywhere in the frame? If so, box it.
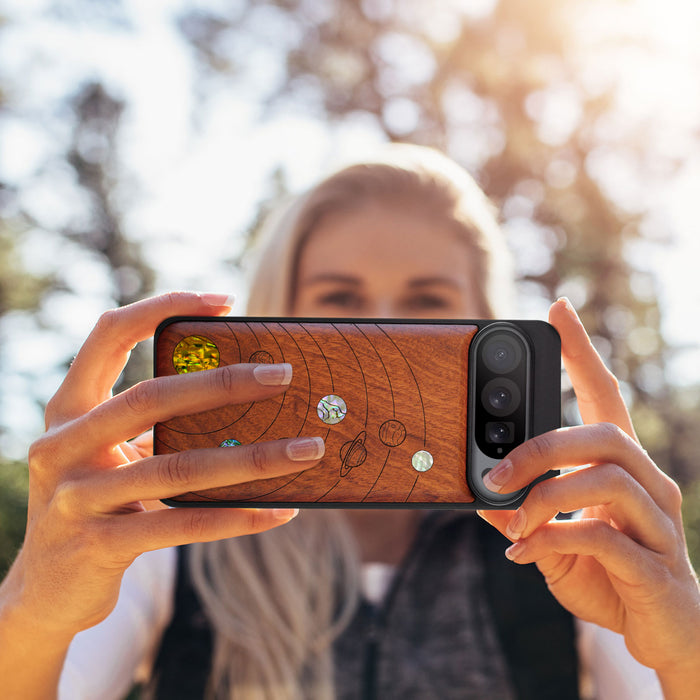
[154,318,480,506]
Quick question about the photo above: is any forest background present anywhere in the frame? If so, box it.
[1,0,700,574]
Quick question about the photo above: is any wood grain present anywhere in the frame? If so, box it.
[154,319,478,505]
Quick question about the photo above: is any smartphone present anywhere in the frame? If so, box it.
[153,317,560,509]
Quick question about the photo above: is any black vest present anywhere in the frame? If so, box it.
[148,514,579,699]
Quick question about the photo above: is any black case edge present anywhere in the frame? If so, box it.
[154,316,561,510]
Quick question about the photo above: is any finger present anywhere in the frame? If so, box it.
[503,464,675,554]
[548,298,636,439]
[63,363,293,459]
[483,423,681,514]
[476,509,516,539]
[120,441,144,462]
[503,518,662,587]
[85,437,325,508]
[47,292,235,424]
[109,506,301,557]
[120,431,153,461]
[128,430,153,459]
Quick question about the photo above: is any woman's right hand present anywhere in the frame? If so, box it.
[2,292,324,641]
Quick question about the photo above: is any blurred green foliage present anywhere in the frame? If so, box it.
[0,227,54,315]
[0,460,28,577]
[682,478,700,572]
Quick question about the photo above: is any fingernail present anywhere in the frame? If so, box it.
[273,508,299,521]
[505,541,527,561]
[483,460,512,493]
[286,437,325,461]
[506,509,527,540]
[199,292,236,309]
[254,363,293,386]
[557,296,578,319]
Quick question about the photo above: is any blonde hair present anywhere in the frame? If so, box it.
[188,512,359,700]
[188,145,514,699]
[246,143,514,318]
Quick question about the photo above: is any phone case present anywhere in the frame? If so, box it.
[153,317,560,508]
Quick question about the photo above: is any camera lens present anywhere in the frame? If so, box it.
[486,421,514,444]
[481,378,521,417]
[482,334,523,374]
[489,387,510,411]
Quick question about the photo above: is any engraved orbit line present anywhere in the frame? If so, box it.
[222,327,314,496]
[279,322,313,437]
[161,345,257,436]
[332,323,369,425]
[319,324,369,500]
[159,403,257,436]
[317,478,341,502]
[300,323,334,390]
[159,325,253,502]
[355,323,395,417]
[221,321,242,362]
[154,434,306,502]
[225,467,307,501]
[160,322,259,438]
[183,322,291,503]
[405,472,421,502]
[154,434,247,502]
[159,422,246,437]
[354,325,401,500]
[181,490,226,501]
[377,325,427,445]
[231,321,311,499]
[245,321,288,443]
[362,450,391,503]
[153,434,179,453]
[246,322,262,347]
[235,321,333,499]
[200,323,330,502]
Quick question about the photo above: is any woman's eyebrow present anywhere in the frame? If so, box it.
[301,273,362,286]
[407,277,462,289]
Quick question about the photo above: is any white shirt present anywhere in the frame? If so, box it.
[59,548,176,700]
[59,548,663,700]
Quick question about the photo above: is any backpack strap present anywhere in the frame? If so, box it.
[147,546,211,699]
[476,515,580,700]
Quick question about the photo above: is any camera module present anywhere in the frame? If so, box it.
[469,323,531,464]
[467,319,560,507]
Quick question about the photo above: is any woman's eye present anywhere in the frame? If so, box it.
[316,291,364,310]
[403,295,451,311]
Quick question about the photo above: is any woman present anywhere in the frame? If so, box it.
[0,145,698,699]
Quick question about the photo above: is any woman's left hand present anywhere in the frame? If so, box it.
[478,298,700,694]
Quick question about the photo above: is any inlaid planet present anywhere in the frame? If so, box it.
[173,335,220,373]
[317,395,347,425]
[249,350,274,364]
[339,431,367,476]
[411,450,433,472]
[379,419,406,447]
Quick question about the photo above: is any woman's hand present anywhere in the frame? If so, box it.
[1,292,324,642]
[478,298,700,694]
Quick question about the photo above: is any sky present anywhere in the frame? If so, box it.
[1,0,699,456]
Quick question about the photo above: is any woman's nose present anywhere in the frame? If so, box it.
[366,300,399,318]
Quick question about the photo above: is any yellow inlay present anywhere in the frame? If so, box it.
[173,335,220,373]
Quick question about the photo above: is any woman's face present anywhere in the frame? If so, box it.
[292,202,484,319]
